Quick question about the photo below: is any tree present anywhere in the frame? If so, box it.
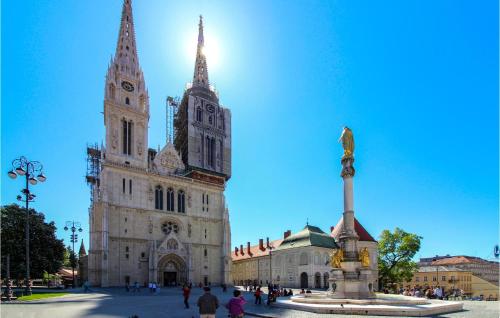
[63,246,78,268]
[378,227,422,290]
[1,204,65,279]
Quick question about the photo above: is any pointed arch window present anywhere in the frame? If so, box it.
[122,119,133,155]
[166,187,174,211]
[125,97,130,105]
[155,185,164,210]
[177,190,185,213]
[196,107,203,122]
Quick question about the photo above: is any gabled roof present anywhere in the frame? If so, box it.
[330,216,376,242]
[276,225,338,251]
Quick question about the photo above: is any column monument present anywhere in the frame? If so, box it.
[328,126,374,299]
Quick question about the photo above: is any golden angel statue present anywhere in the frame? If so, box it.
[330,248,344,268]
[359,247,370,267]
[339,126,354,158]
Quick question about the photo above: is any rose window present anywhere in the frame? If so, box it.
[162,221,179,235]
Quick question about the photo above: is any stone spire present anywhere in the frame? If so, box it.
[79,239,87,257]
[114,0,140,75]
[192,15,209,88]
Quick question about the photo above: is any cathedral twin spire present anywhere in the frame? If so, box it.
[114,0,140,76]
[193,15,210,88]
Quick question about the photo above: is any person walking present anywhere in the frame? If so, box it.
[183,284,191,309]
[254,287,262,305]
[197,286,219,318]
[226,290,246,318]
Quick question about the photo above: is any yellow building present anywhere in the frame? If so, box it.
[408,266,472,295]
[471,274,498,299]
[409,266,498,299]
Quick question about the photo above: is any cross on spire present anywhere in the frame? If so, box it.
[192,15,209,88]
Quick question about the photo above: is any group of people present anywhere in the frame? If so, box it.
[265,284,295,304]
[125,281,142,293]
[398,286,464,300]
[147,282,160,294]
[183,285,246,318]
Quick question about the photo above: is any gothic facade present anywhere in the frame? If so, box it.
[88,0,231,287]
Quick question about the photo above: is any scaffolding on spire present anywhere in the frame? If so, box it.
[166,96,180,143]
[86,143,101,203]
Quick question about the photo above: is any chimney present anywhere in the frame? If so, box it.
[235,246,239,256]
[330,226,334,232]
[240,244,244,255]
[247,242,252,256]
[259,239,264,251]
[284,230,291,239]
[266,237,270,248]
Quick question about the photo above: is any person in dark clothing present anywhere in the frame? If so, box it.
[197,286,219,318]
[182,284,191,309]
[254,287,262,305]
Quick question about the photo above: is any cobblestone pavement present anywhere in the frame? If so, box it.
[1,287,498,318]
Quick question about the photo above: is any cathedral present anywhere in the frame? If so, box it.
[88,0,232,287]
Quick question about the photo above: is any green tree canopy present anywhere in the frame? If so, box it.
[1,204,65,279]
[378,227,422,290]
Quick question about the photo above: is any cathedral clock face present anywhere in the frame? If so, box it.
[121,81,134,92]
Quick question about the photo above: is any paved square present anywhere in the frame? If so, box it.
[1,288,499,318]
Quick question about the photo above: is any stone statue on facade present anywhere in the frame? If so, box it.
[330,248,344,268]
[359,247,370,267]
[339,126,354,158]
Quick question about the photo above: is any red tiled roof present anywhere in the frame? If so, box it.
[330,216,376,242]
[431,256,493,266]
[231,239,283,262]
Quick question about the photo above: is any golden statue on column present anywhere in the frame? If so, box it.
[359,247,370,267]
[339,126,355,158]
[330,248,344,268]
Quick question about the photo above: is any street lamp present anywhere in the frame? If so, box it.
[267,244,274,285]
[7,156,46,296]
[64,221,83,288]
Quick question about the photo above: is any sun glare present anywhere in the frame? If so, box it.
[186,30,220,72]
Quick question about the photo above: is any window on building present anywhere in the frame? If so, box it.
[141,252,145,258]
[416,277,420,282]
[208,116,213,125]
[442,276,446,281]
[155,185,163,210]
[204,228,207,239]
[177,190,185,213]
[129,179,132,194]
[161,221,179,235]
[122,119,133,155]
[433,276,437,282]
[125,97,130,105]
[299,252,308,265]
[424,276,428,282]
[196,107,203,122]
[166,188,174,211]
[204,248,208,257]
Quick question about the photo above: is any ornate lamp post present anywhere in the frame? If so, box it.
[64,221,83,288]
[7,156,46,296]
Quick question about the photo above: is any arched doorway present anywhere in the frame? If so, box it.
[323,272,329,289]
[314,272,321,288]
[300,272,308,289]
[158,253,187,287]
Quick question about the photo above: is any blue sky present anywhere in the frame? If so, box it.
[2,0,498,261]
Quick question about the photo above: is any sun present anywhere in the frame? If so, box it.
[186,30,220,73]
